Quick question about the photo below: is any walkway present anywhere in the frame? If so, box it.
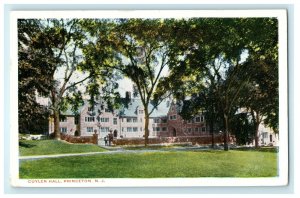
[19,149,170,161]
[19,145,221,161]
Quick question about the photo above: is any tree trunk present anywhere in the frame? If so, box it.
[144,109,150,147]
[251,110,261,148]
[209,120,215,148]
[224,114,229,151]
[254,122,260,148]
[53,109,61,140]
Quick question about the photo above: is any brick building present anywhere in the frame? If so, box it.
[48,94,210,139]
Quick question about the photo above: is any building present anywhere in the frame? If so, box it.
[164,102,207,137]
[254,123,279,146]
[48,94,210,139]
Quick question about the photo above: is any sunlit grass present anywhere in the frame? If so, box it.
[19,150,278,178]
[19,140,107,156]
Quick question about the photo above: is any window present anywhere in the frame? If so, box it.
[169,115,177,120]
[201,116,204,122]
[140,127,143,132]
[195,117,201,123]
[87,127,93,133]
[262,132,268,139]
[153,127,160,131]
[133,127,138,132]
[161,118,167,123]
[122,127,124,132]
[195,127,199,132]
[202,127,206,132]
[60,117,67,122]
[85,117,95,122]
[162,127,167,131]
[187,120,192,123]
[139,110,144,114]
[140,118,143,122]
[188,128,192,133]
[100,117,109,122]
[74,116,79,125]
[154,118,160,123]
[127,118,132,123]
[113,118,117,125]
[100,127,109,133]
[132,118,138,123]
[127,127,132,132]
[60,127,67,133]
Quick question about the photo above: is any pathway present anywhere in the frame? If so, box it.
[19,145,220,161]
[19,148,170,161]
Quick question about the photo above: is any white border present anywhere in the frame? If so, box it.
[10,10,288,187]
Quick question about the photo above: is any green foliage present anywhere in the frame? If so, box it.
[19,18,279,142]
[18,19,54,134]
[231,113,255,145]
[164,18,279,148]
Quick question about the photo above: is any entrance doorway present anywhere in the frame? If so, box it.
[114,130,118,138]
[173,128,177,137]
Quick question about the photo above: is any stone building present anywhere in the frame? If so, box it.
[48,94,210,139]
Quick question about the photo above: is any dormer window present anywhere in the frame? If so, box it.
[169,115,177,120]
[59,117,67,122]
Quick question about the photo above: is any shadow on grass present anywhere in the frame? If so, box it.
[231,146,279,153]
[19,141,36,148]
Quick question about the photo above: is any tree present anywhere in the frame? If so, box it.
[230,112,255,145]
[84,19,174,146]
[18,19,116,140]
[164,18,278,150]
[18,19,54,134]
[236,18,279,147]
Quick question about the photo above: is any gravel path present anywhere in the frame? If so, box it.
[19,149,173,161]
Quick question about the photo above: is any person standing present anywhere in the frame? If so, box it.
[108,132,113,146]
[104,135,108,146]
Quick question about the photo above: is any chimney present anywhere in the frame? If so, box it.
[166,100,170,107]
[125,91,131,100]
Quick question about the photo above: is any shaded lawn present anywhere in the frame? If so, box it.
[19,150,278,178]
[19,140,107,156]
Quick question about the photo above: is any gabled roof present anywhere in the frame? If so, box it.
[149,100,170,118]
[60,104,85,116]
[61,98,171,118]
[119,98,170,118]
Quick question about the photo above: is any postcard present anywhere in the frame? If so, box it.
[10,10,288,187]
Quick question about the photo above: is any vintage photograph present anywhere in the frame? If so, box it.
[11,10,288,187]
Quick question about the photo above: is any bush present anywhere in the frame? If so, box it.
[49,133,55,139]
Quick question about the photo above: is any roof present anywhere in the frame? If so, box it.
[60,104,85,116]
[149,100,170,118]
[119,98,170,118]
[61,98,171,118]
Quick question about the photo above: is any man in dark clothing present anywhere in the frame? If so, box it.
[104,136,108,146]
[108,132,113,146]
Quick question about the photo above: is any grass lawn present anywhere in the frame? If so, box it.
[19,150,278,178]
[19,140,107,156]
